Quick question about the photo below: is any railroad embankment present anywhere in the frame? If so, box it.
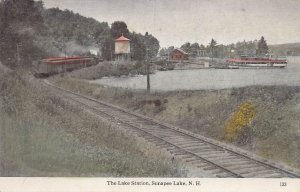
[0,69,182,176]
[55,77,300,170]
[54,60,152,80]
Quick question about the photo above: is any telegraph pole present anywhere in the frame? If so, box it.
[145,32,150,93]
[58,41,66,76]
[110,43,113,61]
[147,60,150,93]
[16,43,22,67]
[64,45,67,75]
[211,47,214,62]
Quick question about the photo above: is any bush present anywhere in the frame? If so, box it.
[224,102,256,142]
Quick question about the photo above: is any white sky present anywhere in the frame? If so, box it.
[43,0,300,48]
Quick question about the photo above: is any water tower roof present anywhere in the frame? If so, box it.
[115,34,130,42]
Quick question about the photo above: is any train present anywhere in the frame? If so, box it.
[34,56,99,76]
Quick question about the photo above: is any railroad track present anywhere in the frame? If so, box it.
[44,80,300,178]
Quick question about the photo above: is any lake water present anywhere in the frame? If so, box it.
[91,57,300,91]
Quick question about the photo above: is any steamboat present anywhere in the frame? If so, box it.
[226,55,287,69]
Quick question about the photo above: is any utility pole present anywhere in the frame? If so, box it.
[145,32,150,93]
[58,40,66,76]
[64,45,67,75]
[211,47,213,62]
[16,43,22,67]
[110,43,113,61]
[147,60,150,93]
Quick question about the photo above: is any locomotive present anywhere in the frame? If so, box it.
[34,56,98,76]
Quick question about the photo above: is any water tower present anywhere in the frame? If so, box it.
[115,34,130,61]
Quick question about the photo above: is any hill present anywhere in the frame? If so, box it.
[0,0,111,68]
[42,8,110,56]
[269,43,300,56]
[0,0,159,68]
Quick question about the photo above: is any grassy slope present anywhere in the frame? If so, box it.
[0,71,182,176]
[48,61,154,81]
[55,77,300,170]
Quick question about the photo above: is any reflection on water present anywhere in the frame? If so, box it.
[91,57,300,91]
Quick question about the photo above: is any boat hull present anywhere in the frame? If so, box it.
[228,63,287,69]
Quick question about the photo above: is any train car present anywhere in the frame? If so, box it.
[35,56,97,76]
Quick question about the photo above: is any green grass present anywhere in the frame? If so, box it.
[55,77,300,171]
[0,71,182,176]
[55,60,149,80]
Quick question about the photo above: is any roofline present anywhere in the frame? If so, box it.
[115,35,130,42]
[173,48,189,55]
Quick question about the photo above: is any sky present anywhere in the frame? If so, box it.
[42,0,300,48]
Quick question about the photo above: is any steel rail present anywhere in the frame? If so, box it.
[59,90,241,177]
[44,80,300,178]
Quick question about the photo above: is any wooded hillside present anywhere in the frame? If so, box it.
[0,0,160,68]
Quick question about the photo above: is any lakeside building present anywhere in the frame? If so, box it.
[169,48,189,60]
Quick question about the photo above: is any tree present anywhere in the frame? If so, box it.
[229,43,235,57]
[0,27,20,67]
[158,48,167,57]
[110,21,130,39]
[0,1,7,32]
[199,44,206,56]
[180,42,191,53]
[166,46,175,54]
[0,0,44,67]
[2,0,43,27]
[209,39,217,59]
[101,36,114,60]
[143,32,160,59]
[190,43,200,57]
[257,36,269,55]
[158,46,174,57]
[0,1,161,66]
[130,32,146,61]
[214,44,228,58]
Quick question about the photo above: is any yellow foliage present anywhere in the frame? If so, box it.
[225,102,256,141]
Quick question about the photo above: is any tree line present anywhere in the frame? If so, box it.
[0,0,160,68]
[159,37,269,59]
[102,21,159,61]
